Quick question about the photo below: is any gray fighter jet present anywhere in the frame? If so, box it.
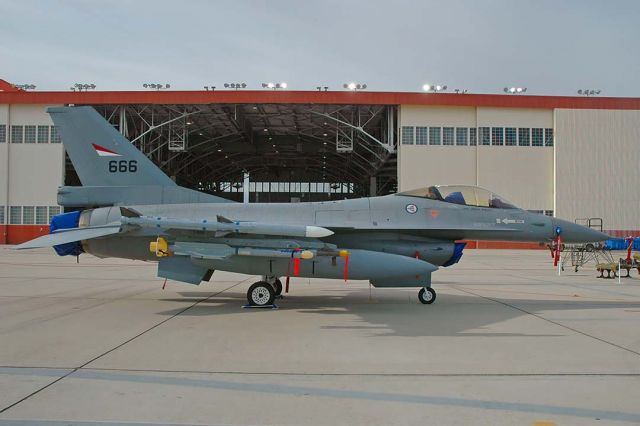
[16,107,608,306]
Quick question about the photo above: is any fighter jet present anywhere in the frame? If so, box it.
[15,107,609,306]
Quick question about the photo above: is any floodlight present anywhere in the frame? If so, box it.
[424,84,447,92]
[241,83,247,88]
[224,83,229,88]
[348,82,356,90]
[577,89,583,94]
[267,83,275,88]
[281,82,287,89]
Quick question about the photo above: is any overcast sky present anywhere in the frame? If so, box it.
[1,0,639,96]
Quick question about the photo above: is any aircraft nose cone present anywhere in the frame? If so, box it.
[552,218,610,243]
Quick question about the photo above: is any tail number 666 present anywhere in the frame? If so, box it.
[108,160,138,173]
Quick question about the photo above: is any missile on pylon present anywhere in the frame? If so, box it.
[121,215,334,238]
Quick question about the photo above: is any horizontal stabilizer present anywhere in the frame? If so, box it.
[14,225,121,250]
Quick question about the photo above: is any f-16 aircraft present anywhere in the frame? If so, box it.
[16,107,608,306]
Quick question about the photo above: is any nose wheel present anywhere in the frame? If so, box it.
[418,287,436,304]
[247,281,276,306]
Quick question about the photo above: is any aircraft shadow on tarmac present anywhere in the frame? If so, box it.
[155,290,640,338]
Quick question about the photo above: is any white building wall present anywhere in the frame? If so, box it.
[555,109,640,231]
[398,105,554,211]
[0,104,64,229]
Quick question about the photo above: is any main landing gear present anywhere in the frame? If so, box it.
[246,276,283,307]
[418,287,436,304]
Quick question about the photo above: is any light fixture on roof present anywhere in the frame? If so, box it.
[143,83,170,90]
[577,89,601,96]
[73,83,97,91]
[316,86,329,91]
[343,82,367,91]
[224,83,247,90]
[454,88,468,94]
[422,84,447,92]
[204,86,216,91]
[503,87,527,94]
[15,84,36,90]
[261,82,287,90]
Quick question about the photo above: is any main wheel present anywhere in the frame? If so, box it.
[273,279,283,296]
[418,287,436,304]
[247,281,275,306]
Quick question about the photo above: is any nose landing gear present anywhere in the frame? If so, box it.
[418,287,436,304]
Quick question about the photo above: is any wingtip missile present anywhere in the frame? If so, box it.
[123,215,334,239]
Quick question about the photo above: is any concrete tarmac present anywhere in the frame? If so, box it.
[0,246,639,425]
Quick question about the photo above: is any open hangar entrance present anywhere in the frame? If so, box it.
[66,103,398,202]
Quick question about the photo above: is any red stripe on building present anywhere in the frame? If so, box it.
[0,90,639,110]
[2,225,50,244]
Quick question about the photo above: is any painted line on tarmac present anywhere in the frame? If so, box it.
[2,366,640,377]
[0,279,250,415]
[453,285,640,357]
[4,368,640,424]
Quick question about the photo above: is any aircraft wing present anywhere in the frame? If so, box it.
[14,225,121,250]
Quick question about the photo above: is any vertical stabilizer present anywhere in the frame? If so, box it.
[48,106,175,187]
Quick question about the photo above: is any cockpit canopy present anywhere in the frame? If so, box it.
[398,185,518,209]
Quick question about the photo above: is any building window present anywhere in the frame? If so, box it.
[23,206,35,224]
[442,127,454,145]
[0,206,4,224]
[505,127,517,146]
[456,128,468,146]
[36,206,48,224]
[415,127,428,145]
[50,126,62,143]
[518,128,530,146]
[0,124,5,143]
[480,127,490,145]
[469,128,477,146]
[429,127,441,145]
[545,128,554,147]
[10,206,22,224]
[48,206,61,222]
[544,210,554,216]
[401,126,414,145]
[37,125,50,143]
[24,125,36,143]
[11,125,23,143]
[532,128,544,146]
[491,127,504,145]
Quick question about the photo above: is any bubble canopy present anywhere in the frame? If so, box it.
[397,185,518,210]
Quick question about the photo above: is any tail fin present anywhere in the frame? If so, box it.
[48,106,175,187]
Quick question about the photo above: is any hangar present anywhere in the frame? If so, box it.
[1,78,639,245]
